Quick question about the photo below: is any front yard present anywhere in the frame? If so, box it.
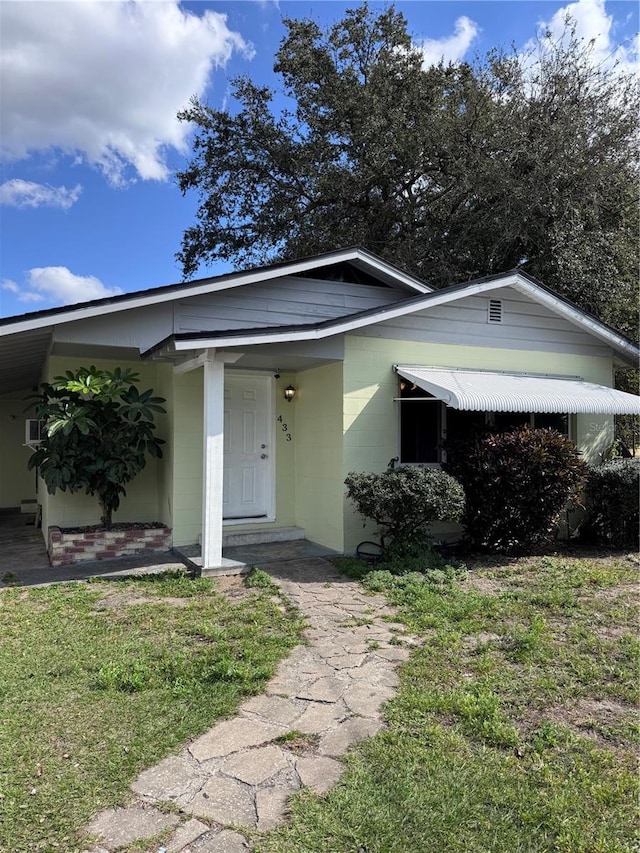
[260,551,639,853]
[0,552,637,852]
[0,571,303,853]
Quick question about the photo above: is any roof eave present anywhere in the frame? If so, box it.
[0,247,432,336]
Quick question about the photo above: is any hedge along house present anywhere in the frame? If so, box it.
[0,247,638,569]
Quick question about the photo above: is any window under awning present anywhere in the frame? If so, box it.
[395,366,640,415]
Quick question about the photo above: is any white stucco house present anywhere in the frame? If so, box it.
[0,248,638,568]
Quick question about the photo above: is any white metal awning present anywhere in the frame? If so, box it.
[395,366,640,414]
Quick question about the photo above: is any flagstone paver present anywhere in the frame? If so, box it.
[82,557,415,852]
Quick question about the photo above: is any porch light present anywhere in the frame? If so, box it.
[283,384,296,402]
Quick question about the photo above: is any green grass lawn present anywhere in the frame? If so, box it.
[259,552,639,853]
[0,570,303,853]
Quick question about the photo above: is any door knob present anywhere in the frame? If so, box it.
[260,453,268,459]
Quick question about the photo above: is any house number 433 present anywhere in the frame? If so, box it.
[277,414,293,441]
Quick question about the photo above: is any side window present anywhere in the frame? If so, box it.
[399,382,441,463]
[398,377,572,464]
[534,413,569,435]
[445,409,487,445]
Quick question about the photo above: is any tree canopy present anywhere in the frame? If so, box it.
[177,3,639,337]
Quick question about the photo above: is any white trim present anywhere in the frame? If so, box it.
[174,350,244,374]
[201,351,225,569]
[0,249,431,336]
[167,272,638,363]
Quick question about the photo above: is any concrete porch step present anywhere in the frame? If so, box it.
[221,526,305,548]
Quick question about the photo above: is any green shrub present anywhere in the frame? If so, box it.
[27,366,165,528]
[582,458,639,548]
[445,426,587,554]
[344,466,465,553]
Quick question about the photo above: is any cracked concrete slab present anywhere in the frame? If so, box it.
[85,805,179,849]
[189,718,286,762]
[191,829,251,852]
[318,716,383,757]
[256,785,297,831]
[296,676,349,703]
[240,694,303,726]
[166,818,210,852]
[222,745,291,785]
[295,700,347,733]
[184,776,256,825]
[296,755,345,794]
[131,753,205,802]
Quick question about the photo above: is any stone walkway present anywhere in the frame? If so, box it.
[84,558,415,853]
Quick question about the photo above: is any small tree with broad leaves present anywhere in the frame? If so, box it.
[27,367,166,529]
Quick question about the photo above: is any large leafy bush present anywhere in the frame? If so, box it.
[28,366,166,528]
[445,426,587,554]
[344,466,465,554]
[581,458,639,548]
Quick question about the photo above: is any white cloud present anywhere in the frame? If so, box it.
[4,267,122,306]
[0,179,82,210]
[418,16,480,67]
[531,0,639,73]
[2,279,21,295]
[0,1,252,185]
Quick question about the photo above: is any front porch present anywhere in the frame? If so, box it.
[0,509,339,586]
[176,536,340,576]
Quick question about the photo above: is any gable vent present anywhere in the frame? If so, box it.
[488,299,503,324]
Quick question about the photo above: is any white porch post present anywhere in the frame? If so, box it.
[201,350,224,569]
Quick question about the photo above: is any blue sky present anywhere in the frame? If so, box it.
[1,0,637,318]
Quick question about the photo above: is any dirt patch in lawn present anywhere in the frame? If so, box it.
[524,698,637,747]
[593,623,637,641]
[585,582,640,603]
[461,575,506,596]
[93,592,192,610]
[216,575,255,602]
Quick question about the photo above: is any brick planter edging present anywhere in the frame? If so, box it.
[48,525,172,568]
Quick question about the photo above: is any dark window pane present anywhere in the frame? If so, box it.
[400,401,440,462]
[446,409,486,444]
[399,382,440,462]
[534,413,569,435]
[493,412,530,432]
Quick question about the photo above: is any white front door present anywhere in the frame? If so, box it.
[223,374,273,519]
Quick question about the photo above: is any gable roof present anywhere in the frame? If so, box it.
[0,253,637,397]
[0,247,431,336]
[148,269,639,365]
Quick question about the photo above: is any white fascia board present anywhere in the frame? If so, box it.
[349,251,432,293]
[0,248,430,338]
[510,276,639,362]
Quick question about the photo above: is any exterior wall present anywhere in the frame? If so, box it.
[294,362,345,551]
[39,356,167,530]
[0,392,37,509]
[171,368,204,546]
[341,334,617,552]
[178,276,401,333]
[53,303,174,353]
[358,289,611,358]
[155,364,175,530]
